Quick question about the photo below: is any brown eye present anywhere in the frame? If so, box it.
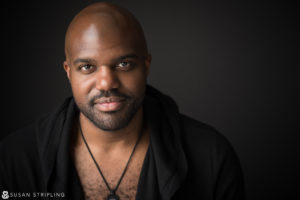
[80,64,95,73]
[117,61,131,71]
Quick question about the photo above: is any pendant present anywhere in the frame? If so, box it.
[107,193,120,200]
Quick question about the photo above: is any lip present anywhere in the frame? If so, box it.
[94,97,126,112]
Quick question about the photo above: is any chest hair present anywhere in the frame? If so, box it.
[72,143,147,200]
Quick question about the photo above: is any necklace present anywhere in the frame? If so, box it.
[79,123,142,200]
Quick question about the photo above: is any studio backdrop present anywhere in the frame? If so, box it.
[2,0,299,199]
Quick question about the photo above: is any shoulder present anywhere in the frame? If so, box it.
[178,114,244,198]
[179,114,241,170]
[0,119,46,174]
[0,111,54,171]
[179,114,229,148]
[0,97,73,159]
[0,123,38,157]
[0,122,41,188]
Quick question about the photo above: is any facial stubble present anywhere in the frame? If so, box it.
[77,92,144,131]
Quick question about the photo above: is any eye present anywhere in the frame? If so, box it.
[79,64,95,73]
[116,61,132,71]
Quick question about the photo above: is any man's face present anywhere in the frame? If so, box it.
[64,24,151,131]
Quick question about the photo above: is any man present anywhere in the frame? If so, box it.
[0,2,244,200]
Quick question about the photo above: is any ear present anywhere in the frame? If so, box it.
[144,54,152,76]
[63,61,71,80]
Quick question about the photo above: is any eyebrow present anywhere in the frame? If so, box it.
[73,58,96,65]
[115,53,139,62]
[73,53,139,66]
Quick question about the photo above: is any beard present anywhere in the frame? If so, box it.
[75,89,144,131]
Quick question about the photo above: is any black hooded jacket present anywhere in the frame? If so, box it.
[0,86,244,200]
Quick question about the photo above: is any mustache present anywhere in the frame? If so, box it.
[89,90,130,104]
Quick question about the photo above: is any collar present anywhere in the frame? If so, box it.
[35,97,79,193]
[144,86,188,200]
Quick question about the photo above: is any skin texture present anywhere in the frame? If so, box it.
[64,2,151,200]
[64,2,151,132]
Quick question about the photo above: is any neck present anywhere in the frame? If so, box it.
[76,107,144,152]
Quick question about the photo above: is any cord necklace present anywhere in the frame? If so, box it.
[79,123,142,200]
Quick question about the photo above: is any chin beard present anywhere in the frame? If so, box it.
[77,96,144,131]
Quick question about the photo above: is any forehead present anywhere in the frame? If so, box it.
[67,23,141,62]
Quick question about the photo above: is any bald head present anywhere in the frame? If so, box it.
[65,2,148,61]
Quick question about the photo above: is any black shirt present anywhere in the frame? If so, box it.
[0,86,244,200]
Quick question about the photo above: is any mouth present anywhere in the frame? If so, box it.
[94,97,126,112]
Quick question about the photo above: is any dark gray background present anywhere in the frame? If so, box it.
[2,0,299,199]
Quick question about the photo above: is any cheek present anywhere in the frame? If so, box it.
[119,69,147,95]
[69,73,95,101]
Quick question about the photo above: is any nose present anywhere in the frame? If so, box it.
[95,66,120,91]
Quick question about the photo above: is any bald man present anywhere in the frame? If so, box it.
[0,2,244,200]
